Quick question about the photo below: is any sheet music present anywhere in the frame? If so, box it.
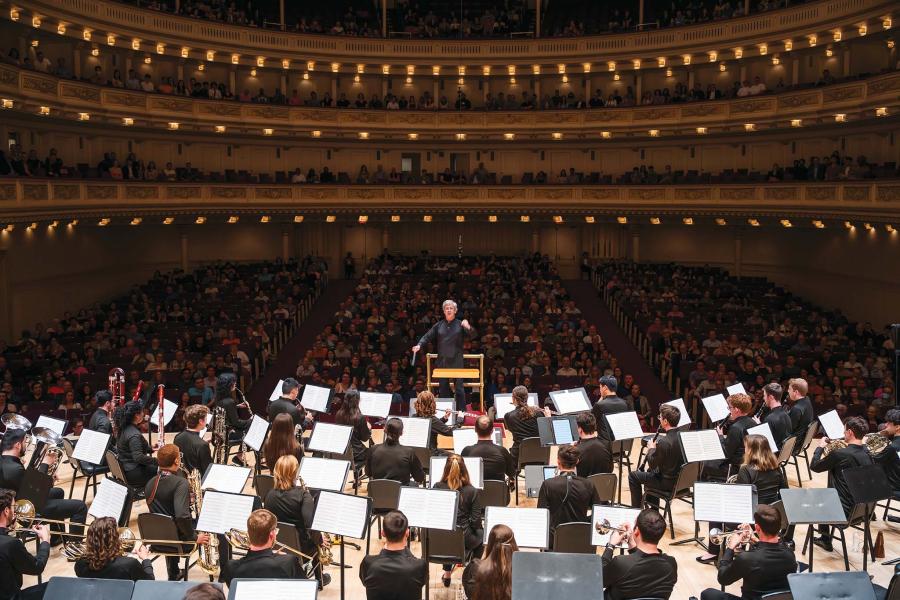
[701,394,730,423]
[195,491,255,534]
[300,384,331,413]
[591,505,641,547]
[198,413,214,438]
[397,487,459,531]
[359,392,393,418]
[818,409,844,440]
[299,457,350,491]
[243,414,269,452]
[311,491,370,538]
[549,388,591,415]
[494,392,538,419]
[551,419,575,445]
[71,428,110,464]
[694,482,755,523]
[484,506,549,549]
[606,411,645,440]
[747,422,778,452]
[430,456,484,489]
[269,380,285,403]
[232,579,318,600]
[726,383,747,396]
[680,429,726,462]
[307,422,352,454]
[663,398,692,427]
[35,415,66,436]
[87,477,128,520]
[149,398,178,428]
[452,428,479,454]
[435,399,457,426]
[397,417,431,448]
[201,464,251,494]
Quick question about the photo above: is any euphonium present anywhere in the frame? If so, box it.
[30,427,65,476]
[188,468,220,577]
[862,432,890,456]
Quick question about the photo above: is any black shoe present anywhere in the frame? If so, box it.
[887,515,900,524]
[812,537,833,552]
[231,455,246,467]
[696,555,717,565]
[319,573,331,589]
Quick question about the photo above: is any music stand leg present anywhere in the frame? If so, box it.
[805,526,815,572]
[617,459,623,504]
[423,529,430,600]
[883,557,900,566]
[671,520,707,550]
[339,541,345,600]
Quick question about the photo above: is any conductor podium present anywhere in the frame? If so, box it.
[426,353,485,411]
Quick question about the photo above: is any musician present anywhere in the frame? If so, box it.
[704,393,756,481]
[785,378,814,439]
[591,375,630,445]
[503,385,540,464]
[629,405,683,509]
[575,412,613,477]
[538,445,601,534]
[602,509,678,600]
[183,583,225,600]
[0,429,87,541]
[87,390,114,435]
[263,413,304,472]
[115,400,158,488]
[334,389,372,470]
[412,299,476,411]
[433,455,484,587]
[461,415,515,485]
[268,377,310,429]
[413,390,455,453]
[367,419,425,486]
[174,404,212,475]
[699,505,796,600]
[0,488,51,600]
[263,455,329,587]
[810,416,874,551]
[220,509,306,586]
[877,409,900,522]
[462,524,517,600]
[758,383,792,448]
[74,516,154,580]
[215,373,250,465]
[359,510,427,600]
[145,444,210,580]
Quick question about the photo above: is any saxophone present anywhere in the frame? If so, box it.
[211,407,227,464]
[188,468,220,577]
[297,475,332,567]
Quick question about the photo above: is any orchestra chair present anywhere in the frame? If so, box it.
[333,446,366,494]
[642,461,702,539]
[801,501,875,571]
[423,528,469,599]
[253,474,275,501]
[105,451,146,501]
[478,480,509,508]
[131,580,223,600]
[587,473,618,504]
[776,436,798,486]
[413,447,432,479]
[43,576,133,600]
[364,479,401,554]
[62,438,109,502]
[275,522,316,577]
[551,522,593,554]
[759,592,793,600]
[785,423,819,487]
[514,438,551,505]
[137,513,196,580]
[879,491,900,520]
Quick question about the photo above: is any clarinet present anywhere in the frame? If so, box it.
[753,402,766,420]
[155,384,165,449]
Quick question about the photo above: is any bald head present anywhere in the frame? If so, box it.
[475,415,493,438]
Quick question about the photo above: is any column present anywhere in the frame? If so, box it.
[180,232,189,272]
[229,68,236,94]
[331,74,338,100]
[533,75,541,101]
[734,230,743,277]
[638,0,644,26]
[279,0,285,30]
[842,47,851,77]
[175,0,180,12]
[177,61,185,82]
[739,64,747,83]
[73,46,82,79]
[382,76,388,100]
[535,0,541,37]
[630,226,640,263]
[583,74,590,103]
[280,72,287,93]
[483,75,490,103]
[635,73,642,100]
[382,0,388,37]
[791,57,799,85]
[531,230,539,253]
[282,230,290,261]
[743,0,750,16]
[433,77,440,108]
[687,68,694,90]
[381,227,389,253]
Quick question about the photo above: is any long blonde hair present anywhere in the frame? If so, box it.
[440,454,471,491]
[273,454,299,491]
[743,434,779,471]
[471,524,518,600]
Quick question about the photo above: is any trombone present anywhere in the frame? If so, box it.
[225,528,315,561]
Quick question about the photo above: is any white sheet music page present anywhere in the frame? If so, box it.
[35,415,67,436]
[430,456,483,489]
[198,413,214,438]
[71,428,110,464]
[701,394,730,423]
[726,383,747,397]
[494,392,538,419]
[269,380,285,403]
[549,388,591,415]
[680,430,726,462]
[232,579,318,600]
[201,464,251,494]
[693,482,755,523]
[300,384,331,413]
[307,422,352,454]
[746,422,778,452]
[196,491,255,534]
[149,398,178,428]
[551,419,575,445]
[591,505,641,547]
[359,392,393,418]
[606,411,645,440]
[434,399,457,426]
[398,487,458,531]
[484,507,549,549]
[397,417,431,448]
[243,414,269,452]
[663,398,692,427]
[88,477,128,520]
[299,456,350,491]
[452,428,479,455]
[818,409,844,440]
[311,491,369,538]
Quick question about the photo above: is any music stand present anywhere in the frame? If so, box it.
[44,577,133,600]
[780,488,847,572]
[18,468,52,513]
[227,579,318,600]
[787,571,876,600]
[843,463,892,571]
[511,551,602,600]
[132,581,224,600]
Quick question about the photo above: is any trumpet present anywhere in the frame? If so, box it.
[594,519,629,535]
[225,528,315,562]
[709,524,756,546]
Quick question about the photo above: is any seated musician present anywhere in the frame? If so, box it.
[628,404,683,509]
[698,505,796,600]
[87,390,115,435]
[537,445,600,535]
[182,583,225,600]
[433,455,483,587]
[173,404,212,475]
[704,393,756,481]
[461,415,515,491]
[115,400,159,488]
[215,373,250,465]
[602,509,678,600]
[575,412,613,477]
[758,383,792,448]
[263,413,304,472]
[785,378,814,441]
[359,510,427,600]
[0,488,51,600]
[0,429,87,543]
[366,418,425,486]
[334,389,372,471]
[503,386,540,465]
[268,377,310,429]
[591,375,630,446]
[413,390,455,454]
[462,524,517,600]
[877,409,900,522]
[74,516,154,580]
[219,509,306,586]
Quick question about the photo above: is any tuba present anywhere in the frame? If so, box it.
[862,433,890,457]
[188,468,220,577]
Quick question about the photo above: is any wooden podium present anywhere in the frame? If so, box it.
[426,353,485,411]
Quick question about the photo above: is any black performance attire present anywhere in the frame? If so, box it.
[75,555,155,580]
[629,430,683,508]
[335,412,371,469]
[762,407,793,449]
[699,541,797,600]
[116,424,158,488]
[417,317,476,411]
[424,415,454,454]
[592,395,630,445]
[0,526,50,600]
[219,394,252,442]
[220,547,305,586]
[538,472,601,533]
[810,442,874,544]
[433,482,483,570]
[87,408,113,435]
[707,464,785,556]
[0,455,87,538]
[269,396,306,428]
[173,429,212,475]
[367,442,425,486]
[705,415,756,481]
[503,407,540,465]
[876,435,900,495]
[576,436,613,477]
[359,547,427,600]
[787,397,814,439]
[461,440,515,482]
[601,545,678,600]
[144,471,195,580]
[264,486,322,562]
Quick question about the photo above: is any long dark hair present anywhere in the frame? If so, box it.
[263,413,300,469]
[384,418,403,446]
[471,524,518,600]
[335,389,363,425]
[113,400,143,437]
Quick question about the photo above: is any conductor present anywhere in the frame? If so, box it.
[412,299,475,411]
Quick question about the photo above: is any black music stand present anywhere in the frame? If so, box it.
[18,468,52,513]
[511,551,602,600]
[780,488,847,572]
[787,571,876,600]
[132,581,224,600]
[44,577,133,600]
[843,463,892,571]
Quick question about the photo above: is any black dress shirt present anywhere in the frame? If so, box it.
[735,465,785,505]
[503,408,540,462]
[173,429,212,476]
[87,408,113,435]
[592,396,630,444]
[426,416,454,451]
[723,416,757,467]
[647,431,684,486]
[219,395,251,433]
[335,413,371,466]
[359,547,427,600]
[268,397,305,428]
[763,408,793,448]
[75,555,154,580]
[787,397,814,439]
[810,443,874,513]
[367,443,425,485]
[144,471,195,542]
[0,527,49,600]
[116,425,158,473]
[601,546,678,600]
[0,455,41,493]
[538,472,600,531]
[461,440,515,481]
[575,436,613,477]
[877,436,900,491]
[264,486,320,555]
[417,318,474,368]
[433,483,483,552]
[220,547,304,586]
[716,541,797,600]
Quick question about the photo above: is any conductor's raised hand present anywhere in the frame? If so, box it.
[411,345,421,354]
[461,319,471,330]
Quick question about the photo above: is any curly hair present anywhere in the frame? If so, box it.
[83,517,121,572]
[414,390,436,417]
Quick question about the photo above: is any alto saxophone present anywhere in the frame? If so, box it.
[297,475,332,567]
[188,468,220,577]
